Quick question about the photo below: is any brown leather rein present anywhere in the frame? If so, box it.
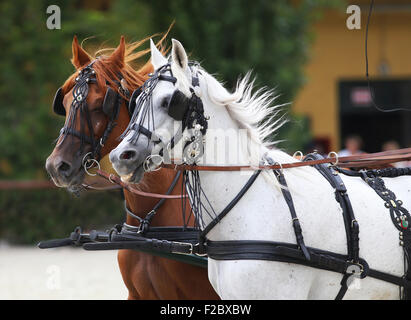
[96,169,186,199]
[162,147,411,171]
[96,148,411,198]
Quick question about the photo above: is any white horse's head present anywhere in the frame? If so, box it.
[110,39,199,183]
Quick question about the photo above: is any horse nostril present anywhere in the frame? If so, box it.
[120,150,136,160]
[57,161,72,174]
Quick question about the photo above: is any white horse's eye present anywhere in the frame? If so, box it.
[161,97,170,109]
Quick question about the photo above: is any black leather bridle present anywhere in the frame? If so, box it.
[53,61,129,163]
[121,63,208,165]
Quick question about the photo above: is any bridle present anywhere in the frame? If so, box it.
[121,62,208,169]
[52,60,130,168]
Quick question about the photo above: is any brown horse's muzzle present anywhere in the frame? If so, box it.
[45,138,90,188]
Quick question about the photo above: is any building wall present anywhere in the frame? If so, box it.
[292,2,411,151]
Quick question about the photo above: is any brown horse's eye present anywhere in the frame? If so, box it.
[91,108,104,114]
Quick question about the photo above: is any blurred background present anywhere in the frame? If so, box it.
[0,0,410,298]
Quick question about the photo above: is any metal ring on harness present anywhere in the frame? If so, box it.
[293,151,304,159]
[143,154,164,172]
[274,161,284,174]
[82,152,93,168]
[82,152,101,177]
[193,243,207,257]
[108,174,116,184]
[347,263,364,277]
[328,151,339,166]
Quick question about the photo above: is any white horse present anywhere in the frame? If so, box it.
[109,38,410,299]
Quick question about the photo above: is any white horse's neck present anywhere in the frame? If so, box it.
[193,72,267,167]
[158,60,409,300]
[177,72,285,235]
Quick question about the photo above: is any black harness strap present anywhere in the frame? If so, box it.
[303,152,360,299]
[274,170,310,261]
[304,153,359,263]
[199,170,261,239]
[359,170,411,300]
[124,171,182,233]
[206,240,369,276]
[338,167,411,178]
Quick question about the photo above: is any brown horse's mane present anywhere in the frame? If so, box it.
[61,31,170,98]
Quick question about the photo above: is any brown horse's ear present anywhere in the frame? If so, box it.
[109,36,125,68]
[71,35,91,69]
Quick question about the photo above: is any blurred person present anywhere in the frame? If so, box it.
[382,140,410,168]
[382,140,400,152]
[338,134,364,157]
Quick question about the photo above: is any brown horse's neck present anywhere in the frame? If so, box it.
[123,169,183,227]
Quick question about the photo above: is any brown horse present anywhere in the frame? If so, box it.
[45,35,219,300]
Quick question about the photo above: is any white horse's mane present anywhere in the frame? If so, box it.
[171,60,323,191]
[201,69,287,148]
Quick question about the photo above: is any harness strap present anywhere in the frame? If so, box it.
[206,239,409,290]
[83,235,199,254]
[337,167,411,178]
[161,147,411,171]
[273,170,310,261]
[96,169,186,199]
[59,127,95,146]
[200,170,261,239]
[120,225,201,242]
[303,152,361,299]
[39,225,411,291]
[304,153,360,261]
[124,171,182,233]
[359,171,411,300]
[206,240,368,275]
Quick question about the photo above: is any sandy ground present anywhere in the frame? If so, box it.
[0,243,128,300]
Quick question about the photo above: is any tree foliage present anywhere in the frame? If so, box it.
[0,0,341,179]
[0,0,341,243]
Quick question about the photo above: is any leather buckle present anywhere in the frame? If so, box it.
[172,241,194,255]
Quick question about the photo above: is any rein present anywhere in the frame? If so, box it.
[95,169,187,199]
[160,147,411,172]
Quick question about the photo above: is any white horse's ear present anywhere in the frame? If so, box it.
[150,38,167,70]
[171,39,188,71]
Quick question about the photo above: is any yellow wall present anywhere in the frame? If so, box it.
[292,3,411,151]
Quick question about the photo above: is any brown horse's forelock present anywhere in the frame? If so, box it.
[56,37,160,149]
[60,30,171,98]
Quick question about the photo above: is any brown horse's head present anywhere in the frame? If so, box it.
[45,35,155,192]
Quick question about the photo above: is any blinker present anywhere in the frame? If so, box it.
[52,84,121,118]
[52,87,65,116]
[167,90,190,121]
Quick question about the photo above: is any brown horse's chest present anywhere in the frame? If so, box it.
[118,250,219,300]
